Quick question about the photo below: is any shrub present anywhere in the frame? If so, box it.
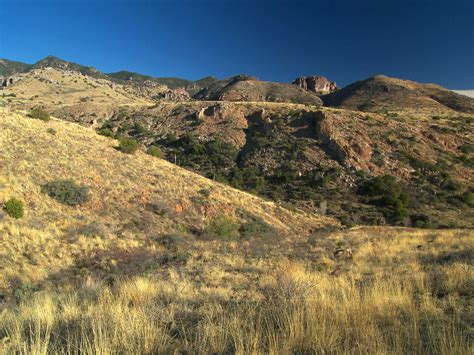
[29,108,50,121]
[47,128,57,135]
[4,198,24,219]
[359,175,411,223]
[41,180,89,206]
[97,128,114,137]
[147,145,164,158]
[204,214,240,240]
[118,138,139,154]
[457,191,474,206]
[240,216,275,239]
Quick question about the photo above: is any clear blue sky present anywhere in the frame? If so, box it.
[1,0,473,88]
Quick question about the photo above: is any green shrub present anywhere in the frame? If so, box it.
[204,214,240,240]
[457,191,474,206]
[359,175,411,223]
[4,198,24,219]
[29,108,50,121]
[240,216,275,239]
[41,180,89,206]
[133,123,149,135]
[147,145,164,158]
[46,128,57,135]
[118,138,139,154]
[97,128,114,137]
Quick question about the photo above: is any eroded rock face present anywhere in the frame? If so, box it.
[292,76,338,94]
[154,88,190,101]
[0,76,21,87]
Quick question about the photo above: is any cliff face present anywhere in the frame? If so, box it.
[292,75,338,94]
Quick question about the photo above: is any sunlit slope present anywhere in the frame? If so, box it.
[0,108,337,293]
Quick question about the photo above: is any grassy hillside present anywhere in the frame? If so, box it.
[0,59,32,76]
[0,107,335,295]
[0,110,472,353]
[323,75,474,114]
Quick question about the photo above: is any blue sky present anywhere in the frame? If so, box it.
[0,0,473,88]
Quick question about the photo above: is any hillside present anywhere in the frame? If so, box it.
[0,59,32,76]
[1,57,472,228]
[0,107,472,353]
[88,100,474,228]
[323,75,474,114]
[0,65,155,124]
[0,106,336,299]
[193,75,323,105]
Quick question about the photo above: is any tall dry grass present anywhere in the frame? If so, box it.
[1,228,472,354]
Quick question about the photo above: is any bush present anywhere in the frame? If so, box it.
[240,216,275,239]
[147,145,164,158]
[97,128,114,137]
[457,191,474,206]
[41,180,89,206]
[204,214,240,240]
[29,108,50,121]
[118,138,139,154]
[359,175,411,223]
[4,198,24,219]
[46,128,57,135]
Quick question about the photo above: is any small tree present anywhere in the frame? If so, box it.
[119,138,139,154]
[4,198,24,219]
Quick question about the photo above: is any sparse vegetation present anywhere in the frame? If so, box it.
[0,99,472,353]
[4,197,24,218]
[41,179,89,206]
[28,107,50,121]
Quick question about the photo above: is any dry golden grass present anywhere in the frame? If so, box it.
[0,108,472,353]
[0,228,472,354]
[2,67,151,107]
[0,107,335,295]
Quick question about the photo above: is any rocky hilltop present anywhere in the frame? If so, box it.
[193,74,323,105]
[292,75,338,94]
[323,74,474,114]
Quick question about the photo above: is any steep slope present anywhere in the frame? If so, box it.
[194,75,323,105]
[323,75,474,114]
[31,55,109,80]
[0,107,336,297]
[92,101,474,227]
[0,65,154,124]
[0,58,32,76]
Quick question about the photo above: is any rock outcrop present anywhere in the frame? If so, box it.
[0,75,21,87]
[292,76,338,94]
[154,88,191,101]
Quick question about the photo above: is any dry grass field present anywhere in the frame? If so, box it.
[0,107,472,353]
[1,228,472,354]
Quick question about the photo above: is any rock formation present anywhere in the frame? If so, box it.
[292,76,338,94]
